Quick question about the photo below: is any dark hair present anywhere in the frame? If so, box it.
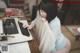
[38,2,57,22]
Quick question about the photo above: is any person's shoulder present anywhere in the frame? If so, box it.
[55,16,60,21]
[50,16,60,24]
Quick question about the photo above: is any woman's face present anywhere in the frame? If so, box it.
[39,10,47,18]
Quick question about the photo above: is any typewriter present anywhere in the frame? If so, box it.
[0,18,31,41]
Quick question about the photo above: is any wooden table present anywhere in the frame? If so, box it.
[61,26,80,52]
[64,25,80,40]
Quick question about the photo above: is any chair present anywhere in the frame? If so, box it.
[31,5,37,21]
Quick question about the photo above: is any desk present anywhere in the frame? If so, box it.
[0,42,31,53]
[0,18,32,53]
[8,42,31,53]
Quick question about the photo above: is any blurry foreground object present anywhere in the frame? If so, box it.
[0,0,7,8]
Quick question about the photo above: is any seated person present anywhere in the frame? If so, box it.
[0,0,7,8]
[23,2,71,53]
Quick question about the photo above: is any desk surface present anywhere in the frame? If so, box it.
[9,42,31,53]
[0,42,31,53]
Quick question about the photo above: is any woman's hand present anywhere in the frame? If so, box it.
[23,24,33,30]
[27,25,33,30]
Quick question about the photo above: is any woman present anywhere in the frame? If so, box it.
[23,2,71,53]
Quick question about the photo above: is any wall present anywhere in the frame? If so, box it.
[25,0,36,14]
[24,0,42,14]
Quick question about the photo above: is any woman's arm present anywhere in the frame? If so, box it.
[23,11,40,29]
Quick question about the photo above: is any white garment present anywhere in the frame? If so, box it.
[0,0,7,8]
[49,16,67,49]
[32,11,56,53]
[32,11,68,53]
